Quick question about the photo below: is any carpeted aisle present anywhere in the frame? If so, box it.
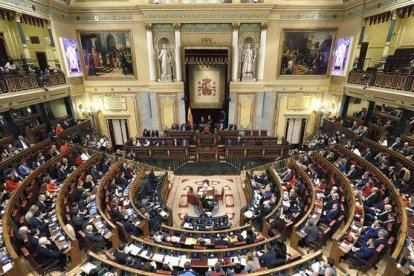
[166,175,247,228]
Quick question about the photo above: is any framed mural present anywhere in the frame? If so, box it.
[77,30,135,79]
[279,29,336,76]
[331,36,353,77]
[59,37,83,78]
[189,65,225,109]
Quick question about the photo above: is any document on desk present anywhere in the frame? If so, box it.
[208,258,219,267]
[169,256,180,267]
[80,262,98,274]
[171,236,181,243]
[185,238,197,245]
[127,244,142,256]
[139,250,150,259]
[244,210,254,218]
[183,223,193,229]
[152,253,165,263]
[2,263,12,273]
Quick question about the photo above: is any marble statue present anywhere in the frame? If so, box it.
[157,44,172,81]
[241,44,255,81]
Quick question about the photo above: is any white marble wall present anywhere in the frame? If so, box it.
[255,91,276,132]
[178,92,186,124]
[138,92,159,131]
[228,91,236,125]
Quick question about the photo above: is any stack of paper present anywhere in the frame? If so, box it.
[80,262,97,274]
[185,238,197,245]
[127,244,142,256]
[152,253,165,263]
[208,258,218,267]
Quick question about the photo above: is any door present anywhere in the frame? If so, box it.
[35,52,48,72]
[107,118,129,150]
[285,118,306,146]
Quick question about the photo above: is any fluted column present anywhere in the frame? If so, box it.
[15,13,30,59]
[47,23,60,68]
[257,23,268,81]
[145,24,156,81]
[231,23,239,81]
[174,24,182,82]
[382,10,397,58]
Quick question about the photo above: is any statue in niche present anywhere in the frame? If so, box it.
[241,43,256,81]
[157,44,173,81]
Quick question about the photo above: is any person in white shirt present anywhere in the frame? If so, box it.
[4,60,16,71]
[143,139,150,147]
[81,148,90,161]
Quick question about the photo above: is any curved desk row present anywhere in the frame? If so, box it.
[2,146,79,275]
[334,144,407,275]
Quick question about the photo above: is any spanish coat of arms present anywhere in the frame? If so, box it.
[197,77,216,96]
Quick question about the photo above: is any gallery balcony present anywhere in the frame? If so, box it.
[0,71,66,94]
[348,70,414,92]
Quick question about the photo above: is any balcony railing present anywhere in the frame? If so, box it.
[0,71,66,94]
[348,70,414,92]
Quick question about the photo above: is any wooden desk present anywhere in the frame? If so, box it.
[290,160,316,251]
[88,250,322,276]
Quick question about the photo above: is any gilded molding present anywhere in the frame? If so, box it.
[144,12,269,22]
[153,23,174,32]
[181,23,233,32]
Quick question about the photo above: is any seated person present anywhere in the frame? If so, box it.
[319,204,340,224]
[85,224,106,251]
[35,237,67,272]
[300,221,319,247]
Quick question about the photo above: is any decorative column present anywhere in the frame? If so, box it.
[174,24,182,82]
[378,11,397,71]
[47,22,60,69]
[145,24,157,81]
[365,100,375,125]
[257,23,268,81]
[340,95,351,117]
[15,13,30,60]
[231,23,240,81]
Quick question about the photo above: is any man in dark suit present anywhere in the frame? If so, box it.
[364,187,379,206]
[324,193,339,210]
[85,225,106,251]
[114,243,129,264]
[212,234,227,246]
[57,163,68,182]
[14,135,30,150]
[119,172,129,189]
[17,160,32,177]
[346,165,358,180]
[301,222,319,246]
[36,194,49,214]
[359,220,384,243]
[362,148,374,161]
[390,137,403,151]
[13,226,29,249]
[72,210,89,231]
[349,238,376,268]
[29,228,41,249]
[35,237,67,271]
[28,211,49,236]
[320,204,340,224]
[259,244,284,269]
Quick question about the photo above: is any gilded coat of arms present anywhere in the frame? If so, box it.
[197,77,216,96]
